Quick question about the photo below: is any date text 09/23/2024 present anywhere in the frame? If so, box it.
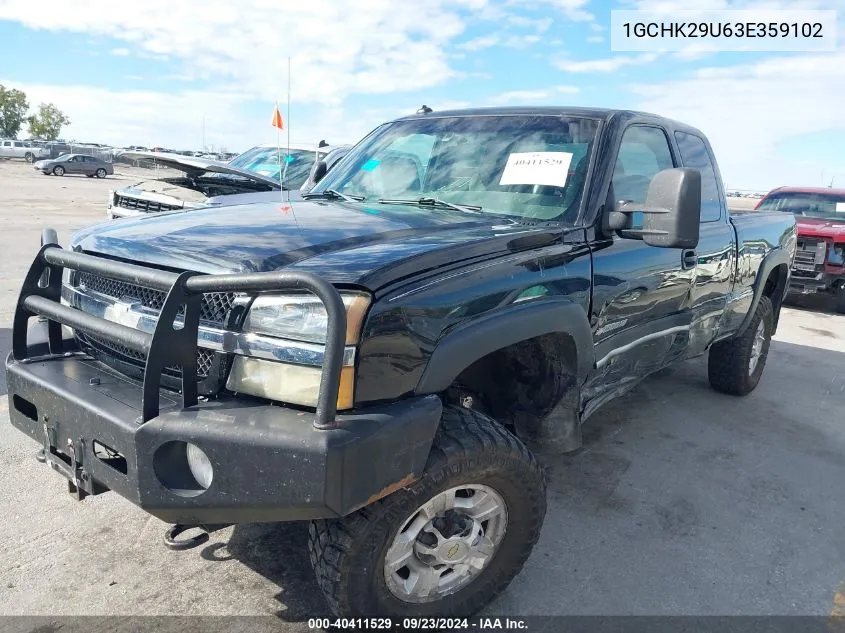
[308,617,529,630]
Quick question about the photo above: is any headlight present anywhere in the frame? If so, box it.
[242,291,370,344]
[228,290,371,411]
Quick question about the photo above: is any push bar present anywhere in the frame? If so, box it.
[12,233,348,428]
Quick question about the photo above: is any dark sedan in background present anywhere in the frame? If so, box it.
[34,154,114,178]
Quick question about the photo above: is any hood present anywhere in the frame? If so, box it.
[116,151,282,189]
[71,199,557,289]
[795,216,845,240]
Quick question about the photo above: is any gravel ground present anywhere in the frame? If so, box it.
[0,159,843,628]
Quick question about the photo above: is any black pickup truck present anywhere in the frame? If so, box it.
[6,107,796,618]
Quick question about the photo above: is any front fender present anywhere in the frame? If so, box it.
[414,299,594,395]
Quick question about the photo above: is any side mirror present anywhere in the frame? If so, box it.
[312,160,328,184]
[607,168,701,249]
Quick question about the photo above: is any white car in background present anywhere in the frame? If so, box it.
[107,144,342,219]
[0,139,49,163]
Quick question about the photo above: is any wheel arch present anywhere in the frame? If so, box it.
[736,248,790,336]
[415,300,594,453]
[415,300,594,395]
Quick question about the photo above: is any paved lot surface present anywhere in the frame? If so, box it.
[0,160,843,625]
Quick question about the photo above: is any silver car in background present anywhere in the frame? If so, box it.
[107,144,341,219]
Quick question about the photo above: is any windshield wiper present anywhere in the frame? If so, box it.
[377,197,483,214]
[302,189,365,202]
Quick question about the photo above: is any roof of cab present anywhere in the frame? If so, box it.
[392,105,706,136]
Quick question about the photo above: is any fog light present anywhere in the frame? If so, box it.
[153,440,214,497]
[186,443,213,490]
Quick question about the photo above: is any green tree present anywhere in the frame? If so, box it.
[27,103,71,141]
[0,85,29,138]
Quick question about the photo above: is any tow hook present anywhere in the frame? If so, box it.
[163,523,232,551]
[163,524,210,550]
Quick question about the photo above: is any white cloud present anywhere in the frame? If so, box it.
[0,0,487,106]
[502,34,542,48]
[555,52,659,72]
[110,47,129,56]
[629,50,845,189]
[487,84,580,104]
[489,89,553,104]
[587,35,605,43]
[590,23,606,31]
[459,34,501,51]
[1,80,387,151]
[509,0,594,21]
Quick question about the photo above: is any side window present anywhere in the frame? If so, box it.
[674,131,723,222]
[612,125,675,229]
[2,141,10,147]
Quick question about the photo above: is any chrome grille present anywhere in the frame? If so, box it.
[75,271,237,325]
[114,194,180,214]
[793,238,824,270]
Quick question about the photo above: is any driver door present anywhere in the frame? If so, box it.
[64,156,81,173]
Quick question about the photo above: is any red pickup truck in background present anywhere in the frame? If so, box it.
[756,186,845,313]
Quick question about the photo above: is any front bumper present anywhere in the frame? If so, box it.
[788,270,844,295]
[6,337,441,524]
[6,236,443,525]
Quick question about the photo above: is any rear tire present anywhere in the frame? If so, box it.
[52,165,64,176]
[708,295,773,395]
[308,405,546,617]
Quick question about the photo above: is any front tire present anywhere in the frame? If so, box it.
[52,165,64,176]
[309,406,546,617]
[708,295,773,395]
[96,168,107,178]
[24,152,34,163]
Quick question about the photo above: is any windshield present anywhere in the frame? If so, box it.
[758,191,845,221]
[228,147,320,187]
[313,114,599,222]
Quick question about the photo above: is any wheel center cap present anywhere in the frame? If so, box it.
[439,539,468,563]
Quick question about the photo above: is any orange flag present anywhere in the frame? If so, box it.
[271,103,284,130]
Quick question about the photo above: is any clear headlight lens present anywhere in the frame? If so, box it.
[242,291,370,344]
[229,290,370,410]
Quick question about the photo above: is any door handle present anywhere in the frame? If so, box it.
[682,249,697,270]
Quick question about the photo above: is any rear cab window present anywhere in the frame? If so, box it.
[612,125,675,229]
[674,131,724,222]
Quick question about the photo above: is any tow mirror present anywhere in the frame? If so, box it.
[312,160,328,184]
[606,167,701,249]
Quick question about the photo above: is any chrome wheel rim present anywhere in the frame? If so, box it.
[749,319,766,375]
[383,484,508,604]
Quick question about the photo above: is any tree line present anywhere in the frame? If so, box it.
[0,84,71,141]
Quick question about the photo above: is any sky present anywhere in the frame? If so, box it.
[0,0,842,191]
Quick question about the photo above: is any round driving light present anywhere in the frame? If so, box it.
[186,442,214,490]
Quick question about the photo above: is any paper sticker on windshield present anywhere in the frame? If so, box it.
[499,152,573,187]
[836,202,845,213]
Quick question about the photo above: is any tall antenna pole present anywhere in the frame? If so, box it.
[202,114,206,152]
[283,56,291,200]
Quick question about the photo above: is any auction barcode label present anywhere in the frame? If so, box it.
[610,9,837,52]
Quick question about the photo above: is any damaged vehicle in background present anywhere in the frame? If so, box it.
[755,186,845,313]
[107,144,345,219]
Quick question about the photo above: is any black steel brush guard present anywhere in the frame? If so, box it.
[12,228,348,429]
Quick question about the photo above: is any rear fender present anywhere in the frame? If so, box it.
[737,247,791,336]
